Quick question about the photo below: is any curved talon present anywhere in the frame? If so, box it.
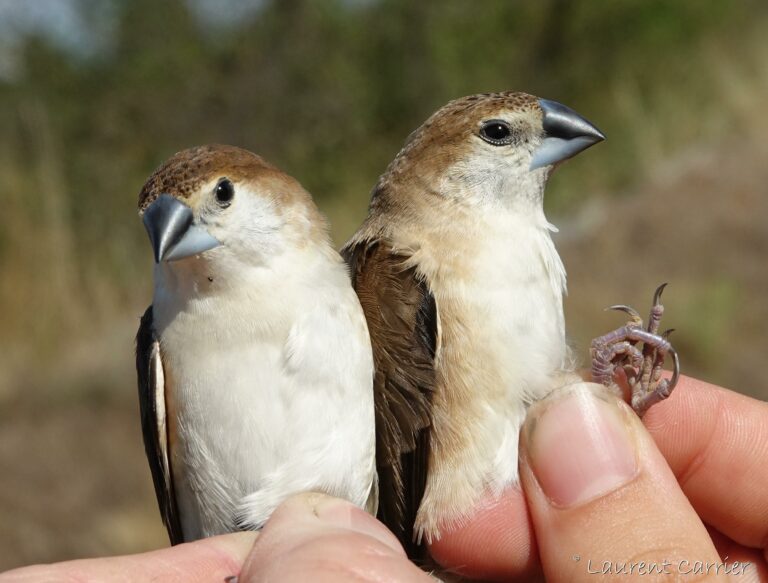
[668,345,680,392]
[607,304,643,325]
[593,284,679,417]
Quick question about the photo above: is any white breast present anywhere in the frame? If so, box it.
[419,210,570,397]
[409,210,576,540]
[152,251,375,540]
[463,214,569,390]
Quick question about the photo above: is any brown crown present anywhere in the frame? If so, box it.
[373,92,541,193]
[137,144,280,211]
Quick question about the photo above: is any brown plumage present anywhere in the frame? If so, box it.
[373,92,541,206]
[138,145,278,210]
[136,305,183,544]
[343,240,437,558]
[343,90,604,554]
[137,144,322,226]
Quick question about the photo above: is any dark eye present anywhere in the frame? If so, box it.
[479,120,513,145]
[215,178,234,206]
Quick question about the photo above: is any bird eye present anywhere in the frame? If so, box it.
[479,120,513,145]
[215,178,234,207]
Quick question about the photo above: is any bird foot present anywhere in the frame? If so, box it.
[590,284,680,417]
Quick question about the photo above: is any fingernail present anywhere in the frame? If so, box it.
[306,493,404,553]
[524,383,638,507]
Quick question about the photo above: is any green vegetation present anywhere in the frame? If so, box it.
[1,0,767,568]
[0,0,764,362]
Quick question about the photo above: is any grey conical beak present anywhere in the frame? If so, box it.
[530,99,605,170]
[142,194,221,263]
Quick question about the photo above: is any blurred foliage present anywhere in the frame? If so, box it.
[0,0,764,356]
[0,0,767,568]
[1,0,764,356]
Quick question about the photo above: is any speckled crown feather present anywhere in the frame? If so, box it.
[138,144,280,211]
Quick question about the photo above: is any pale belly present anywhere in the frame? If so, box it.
[163,340,372,539]
[416,240,576,539]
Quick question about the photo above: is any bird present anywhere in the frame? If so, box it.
[342,91,610,554]
[135,144,376,544]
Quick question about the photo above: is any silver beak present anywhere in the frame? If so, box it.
[530,99,605,170]
[142,194,221,263]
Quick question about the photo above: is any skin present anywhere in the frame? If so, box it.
[4,375,767,582]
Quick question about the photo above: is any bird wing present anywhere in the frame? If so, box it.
[343,239,437,557]
[136,306,184,544]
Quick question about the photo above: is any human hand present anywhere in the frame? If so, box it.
[5,376,766,582]
[429,376,768,581]
[1,493,431,582]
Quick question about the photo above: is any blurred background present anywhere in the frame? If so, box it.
[0,0,766,570]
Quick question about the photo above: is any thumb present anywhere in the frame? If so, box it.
[239,493,431,582]
[519,382,725,582]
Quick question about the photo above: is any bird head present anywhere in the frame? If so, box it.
[138,145,326,269]
[376,92,604,212]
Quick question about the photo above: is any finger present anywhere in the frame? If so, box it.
[707,528,768,582]
[427,486,541,582]
[1,532,257,582]
[520,382,723,582]
[643,375,768,548]
[239,492,431,583]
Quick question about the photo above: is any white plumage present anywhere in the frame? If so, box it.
[153,249,375,539]
[138,146,376,542]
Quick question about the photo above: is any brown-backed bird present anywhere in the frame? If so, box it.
[343,92,606,552]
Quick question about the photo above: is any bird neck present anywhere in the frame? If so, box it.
[151,243,346,336]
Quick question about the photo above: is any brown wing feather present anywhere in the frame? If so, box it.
[136,306,184,544]
[343,239,437,558]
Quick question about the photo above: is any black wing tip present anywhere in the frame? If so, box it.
[136,305,184,545]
